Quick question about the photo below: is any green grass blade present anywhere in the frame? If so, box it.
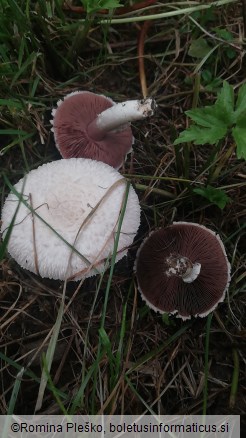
[114,300,127,383]
[69,357,104,414]
[35,281,66,411]
[126,321,193,375]
[90,180,131,411]
[0,179,25,260]
[11,52,40,87]
[41,355,68,415]
[98,0,237,24]
[2,368,24,437]
[0,351,68,400]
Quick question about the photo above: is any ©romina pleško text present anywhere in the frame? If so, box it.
[11,420,229,434]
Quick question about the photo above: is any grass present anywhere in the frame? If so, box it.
[0,0,245,424]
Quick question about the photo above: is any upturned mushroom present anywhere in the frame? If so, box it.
[51,91,156,169]
[1,158,141,281]
[135,222,231,319]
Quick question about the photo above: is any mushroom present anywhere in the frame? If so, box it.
[135,222,231,319]
[51,91,156,169]
[1,158,141,281]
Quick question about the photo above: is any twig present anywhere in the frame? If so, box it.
[138,20,152,98]
[98,0,238,24]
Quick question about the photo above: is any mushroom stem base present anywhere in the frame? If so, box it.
[165,254,201,283]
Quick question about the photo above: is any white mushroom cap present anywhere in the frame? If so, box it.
[1,158,141,281]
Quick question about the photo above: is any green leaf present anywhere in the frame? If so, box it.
[188,38,211,58]
[174,81,246,152]
[174,124,227,145]
[232,126,246,159]
[202,69,212,83]
[82,0,122,14]
[161,313,175,326]
[214,80,235,125]
[225,47,236,59]
[185,106,228,128]
[100,0,122,8]
[216,81,234,110]
[204,77,222,92]
[193,185,230,209]
[213,28,233,41]
[235,107,246,126]
[234,83,246,120]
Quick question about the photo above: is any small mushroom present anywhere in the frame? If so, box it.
[135,222,231,319]
[51,91,156,169]
[1,158,141,281]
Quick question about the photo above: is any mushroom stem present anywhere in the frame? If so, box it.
[165,254,201,283]
[87,98,156,141]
